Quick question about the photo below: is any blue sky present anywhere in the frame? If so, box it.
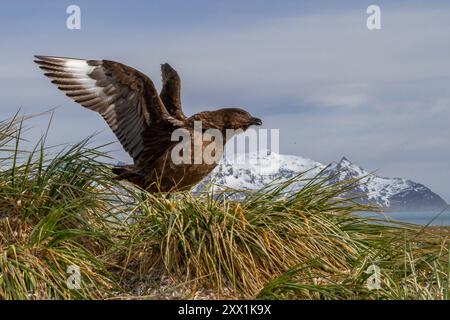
[1,1,450,201]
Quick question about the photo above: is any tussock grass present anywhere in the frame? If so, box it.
[118,176,370,296]
[0,115,117,299]
[119,178,449,299]
[0,113,448,300]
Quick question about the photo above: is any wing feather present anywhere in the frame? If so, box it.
[34,55,182,161]
[160,63,186,121]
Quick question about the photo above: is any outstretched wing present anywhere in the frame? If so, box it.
[34,56,182,161]
[160,63,186,121]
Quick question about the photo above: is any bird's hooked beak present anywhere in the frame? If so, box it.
[250,117,263,126]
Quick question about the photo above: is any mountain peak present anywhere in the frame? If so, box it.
[196,153,447,212]
[339,156,351,163]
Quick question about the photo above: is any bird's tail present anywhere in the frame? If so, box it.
[112,165,145,186]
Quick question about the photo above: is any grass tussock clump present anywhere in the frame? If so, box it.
[0,112,449,300]
[0,115,117,299]
[118,173,450,299]
[119,177,371,297]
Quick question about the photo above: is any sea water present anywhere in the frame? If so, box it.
[358,209,450,226]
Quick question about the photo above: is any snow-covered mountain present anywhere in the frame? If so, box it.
[196,152,447,212]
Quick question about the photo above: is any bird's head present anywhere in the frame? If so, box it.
[210,108,262,131]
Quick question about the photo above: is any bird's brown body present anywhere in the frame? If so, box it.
[111,114,233,192]
[34,56,262,192]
